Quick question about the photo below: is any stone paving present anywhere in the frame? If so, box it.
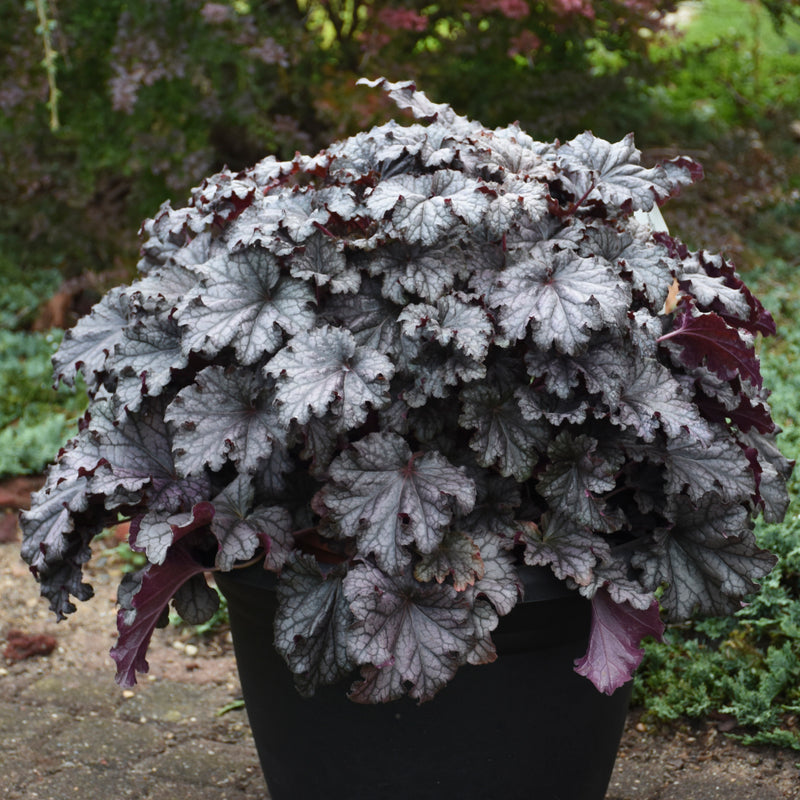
[3,665,799,800]
[1,670,265,800]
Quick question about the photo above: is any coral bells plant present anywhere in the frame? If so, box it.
[21,79,792,703]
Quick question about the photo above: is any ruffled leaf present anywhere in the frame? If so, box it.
[210,475,294,571]
[53,287,130,389]
[366,170,489,246]
[520,515,611,587]
[266,326,395,428]
[274,555,354,696]
[490,243,631,352]
[344,561,476,703]
[166,366,286,476]
[459,385,551,481]
[634,498,777,619]
[398,294,494,361]
[414,530,484,591]
[665,427,756,504]
[177,245,315,364]
[318,432,475,574]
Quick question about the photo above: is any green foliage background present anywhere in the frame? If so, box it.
[2,0,800,748]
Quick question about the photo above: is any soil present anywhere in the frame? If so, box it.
[2,510,799,798]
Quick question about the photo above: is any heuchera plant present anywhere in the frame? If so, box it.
[21,79,792,703]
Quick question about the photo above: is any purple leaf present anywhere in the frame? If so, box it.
[574,587,664,695]
[690,250,776,336]
[695,390,775,435]
[111,540,209,687]
[659,310,763,388]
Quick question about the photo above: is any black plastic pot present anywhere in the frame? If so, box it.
[215,563,631,800]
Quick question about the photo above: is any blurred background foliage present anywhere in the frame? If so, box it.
[5,0,798,282]
[3,0,800,749]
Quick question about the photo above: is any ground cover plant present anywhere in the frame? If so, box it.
[19,78,792,706]
[0,328,87,480]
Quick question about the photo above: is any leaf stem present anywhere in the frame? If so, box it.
[32,0,60,132]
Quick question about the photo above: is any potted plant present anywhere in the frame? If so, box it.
[21,78,792,800]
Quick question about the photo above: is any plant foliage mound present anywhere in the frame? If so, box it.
[21,78,792,704]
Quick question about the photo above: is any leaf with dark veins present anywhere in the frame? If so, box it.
[289,232,361,294]
[519,515,611,586]
[559,132,698,211]
[166,366,285,476]
[62,399,176,500]
[266,326,395,429]
[414,530,485,590]
[398,294,493,361]
[321,279,402,354]
[376,239,474,305]
[402,346,485,408]
[460,385,551,481]
[467,530,521,616]
[344,562,476,703]
[634,497,776,620]
[177,245,315,365]
[366,170,489,246]
[613,357,713,444]
[274,555,354,695]
[536,432,625,533]
[665,427,756,504]
[19,469,102,619]
[172,573,220,625]
[107,313,187,417]
[53,287,130,389]
[210,475,294,571]
[490,243,631,352]
[319,432,475,574]
[131,501,215,566]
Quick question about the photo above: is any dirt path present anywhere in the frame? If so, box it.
[2,533,799,799]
